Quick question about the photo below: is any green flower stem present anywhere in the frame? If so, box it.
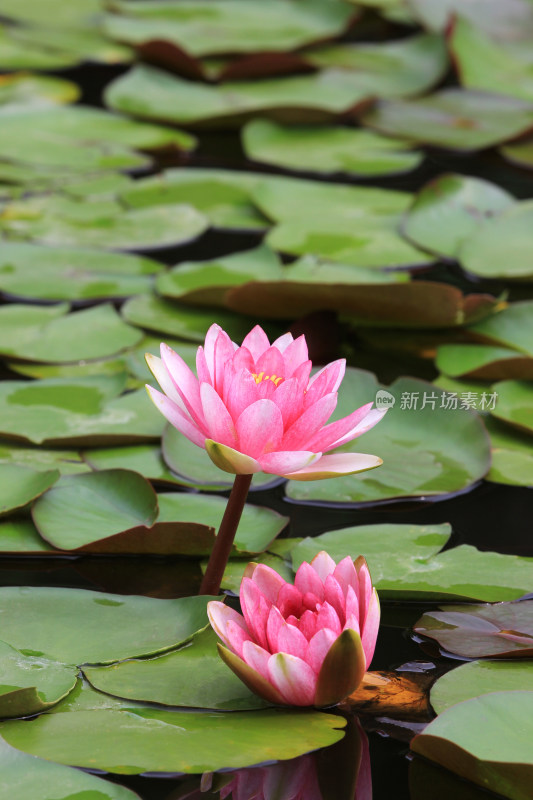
[199,473,253,596]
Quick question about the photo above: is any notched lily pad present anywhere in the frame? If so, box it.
[0,73,79,112]
[435,344,533,381]
[485,417,533,487]
[414,599,533,658]
[0,463,59,517]
[431,661,533,715]
[490,380,533,435]
[460,204,533,281]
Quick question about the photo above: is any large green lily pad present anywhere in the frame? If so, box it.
[468,303,533,356]
[0,443,88,476]
[306,33,448,98]
[363,89,533,151]
[0,242,162,302]
[85,626,267,710]
[103,0,355,57]
[414,599,533,658]
[435,345,533,381]
[490,380,533,435]
[501,137,533,170]
[286,369,491,504]
[0,700,346,774]
[0,737,140,800]
[0,464,59,517]
[411,691,533,800]
[0,74,79,112]
[485,417,533,487]
[403,173,514,259]
[0,641,77,719]
[0,377,165,446]
[290,529,533,601]
[0,303,142,363]
[460,204,533,281]
[105,64,372,128]
[431,661,533,714]
[408,0,533,40]
[82,443,190,486]
[242,121,423,177]
[0,587,215,665]
[0,519,56,555]
[0,195,208,251]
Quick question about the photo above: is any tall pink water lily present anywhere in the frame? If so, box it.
[208,551,380,708]
[145,323,386,481]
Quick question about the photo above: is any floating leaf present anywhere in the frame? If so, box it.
[243,121,423,177]
[363,89,533,151]
[0,73,79,112]
[490,380,533,435]
[0,641,77,719]
[485,417,533,487]
[306,33,448,98]
[0,587,214,664]
[103,0,355,57]
[414,599,533,658]
[468,302,533,356]
[0,443,89,476]
[85,627,267,710]
[501,137,533,170]
[0,737,140,800]
[83,444,189,486]
[408,0,533,41]
[0,304,142,363]
[403,173,514,259]
[105,64,372,128]
[431,661,533,714]
[0,464,59,517]
[0,242,162,302]
[286,369,491,504]
[0,519,56,555]
[0,700,346,774]
[411,691,533,800]
[435,345,533,381]
[460,205,533,280]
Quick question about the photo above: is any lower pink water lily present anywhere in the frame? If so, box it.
[208,551,380,708]
[146,323,386,480]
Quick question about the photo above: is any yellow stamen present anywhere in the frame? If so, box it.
[252,372,284,387]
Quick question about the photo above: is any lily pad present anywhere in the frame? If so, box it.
[0,464,59,517]
[407,0,533,41]
[450,16,533,103]
[0,195,208,252]
[414,599,533,658]
[105,64,372,128]
[0,73,79,112]
[286,369,491,504]
[501,137,533,170]
[306,33,448,98]
[490,380,533,435]
[431,661,533,714]
[0,242,162,302]
[242,121,424,177]
[122,294,256,342]
[0,701,346,774]
[485,417,533,487]
[0,587,215,664]
[0,377,165,446]
[103,0,355,57]
[411,691,533,800]
[435,345,533,381]
[0,737,141,800]
[83,444,190,486]
[0,641,77,719]
[468,302,533,356]
[84,627,267,710]
[0,519,57,555]
[460,205,533,280]
[290,529,533,601]
[0,303,142,363]
[162,424,283,492]
[403,173,514,259]
[363,89,533,151]
[119,168,270,230]
[0,443,89,476]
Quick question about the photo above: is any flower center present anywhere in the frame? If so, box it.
[251,371,284,387]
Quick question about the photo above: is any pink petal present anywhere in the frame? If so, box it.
[324,574,345,623]
[225,619,253,658]
[344,613,361,636]
[271,332,294,353]
[249,563,287,604]
[160,343,205,427]
[345,584,360,626]
[145,353,184,408]
[203,324,226,383]
[333,556,358,596]
[304,360,346,408]
[310,551,337,582]
[253,346,285,384]
[265,605,284,652]
[276,583,303,618]
[213,329,237,395]
[356,559,372,623]
[305,628,337,674]
[299,609,318,640]
[315,601,342,637]
[224,368,260,423]
[145,386,205,447]
[236,399,283,459]
[207,601,249,648]
[284,452,383,481]
[292,359,312,388]
[205,440,260,474]
[328,407,388,450]
[281,393,337,451]
[267,607,308,660]
[200,382,238,448]
[294,561,325,602]
[196,346,212,386]
[271,377,304,429]
[281,335,309,377]
[232,346,254,373]
[241,640,271,682]
[304,403,374,453]
[240,577,271,649]
[267,652,317,706]
[361,588,380,669]
[258,450,321,476]
[241,326,271,361]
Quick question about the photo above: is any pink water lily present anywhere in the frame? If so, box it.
[208,551,380,707]
[146,323,385,480]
